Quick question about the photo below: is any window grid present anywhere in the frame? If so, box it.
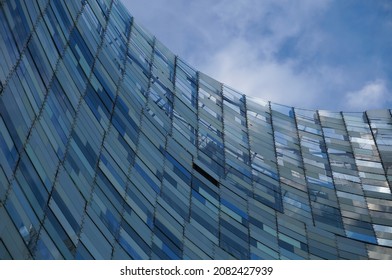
[1,0,392,260]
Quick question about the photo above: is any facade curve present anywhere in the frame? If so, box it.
[0,0,392,259]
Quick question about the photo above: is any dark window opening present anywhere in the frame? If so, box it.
[192,163,219,187]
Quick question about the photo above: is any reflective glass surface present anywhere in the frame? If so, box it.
[0,0,391,260]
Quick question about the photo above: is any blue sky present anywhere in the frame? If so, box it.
[121,0,392,112]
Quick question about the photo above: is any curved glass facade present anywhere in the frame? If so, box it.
[0,0,391,260]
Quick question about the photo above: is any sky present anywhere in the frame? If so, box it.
[121,0,392,112]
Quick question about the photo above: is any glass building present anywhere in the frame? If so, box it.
[0,0,391,260]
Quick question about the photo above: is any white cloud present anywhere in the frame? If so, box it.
[184,0,336,110]
[200,39,322,109]
[122,0,331,64]
[344,80,391,111]
[121,0,392,111]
